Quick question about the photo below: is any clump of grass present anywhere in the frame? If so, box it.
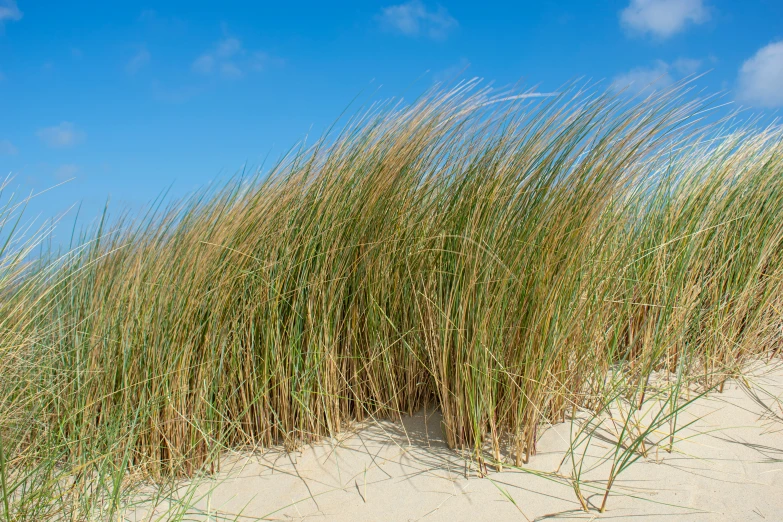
[1,80,783,519]
[556,365,711,513]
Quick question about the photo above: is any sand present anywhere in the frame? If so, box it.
[129,364,783,521]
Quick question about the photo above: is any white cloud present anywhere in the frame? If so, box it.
[193,38,242,76]
[378,1,458,40]
[612,57,705,94]
[192,54,215,74]
[192,36,280,79]
[0,0,22,25]
[215,37,241,58]
[126,47,150,75]
[737,41,783,108]
[0,139,17,155]
[248,51,280,72]
[36,122,85,148]
[432,58,471,84]
[620,0,708,39]
[54,164,79,180]
[612,60,673,93]
[672,57,702,75]
[219,62,243,79]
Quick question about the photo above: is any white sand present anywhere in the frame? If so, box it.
[130,365,783,521]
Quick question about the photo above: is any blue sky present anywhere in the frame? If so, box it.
[1,0,782,239]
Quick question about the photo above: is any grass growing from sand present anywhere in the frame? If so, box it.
[1,81,782,519]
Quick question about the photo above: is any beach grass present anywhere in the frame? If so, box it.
[1,80,782,519]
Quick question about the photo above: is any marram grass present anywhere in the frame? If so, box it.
[1,81,783,519]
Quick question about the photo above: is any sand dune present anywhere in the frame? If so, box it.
[129,365,783,521]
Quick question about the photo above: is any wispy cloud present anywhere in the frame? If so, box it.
[192,37,242,76]
[612,61,673,92]
[737,40,783,108]
[54,164,79,181]
[620,0,708,39]
[126,47,151,75]
[219,62,243,79]
[247,51,281,72]
[671,57,703,75]
[612,57,704,93]
[0,0,22,26]
[0,139,17,155]
[192,36,281,79]
[378,1,458,40]
[36,122,85,148]
[191,54,215,75]
[432,58,471,84]
[192,38,240,75]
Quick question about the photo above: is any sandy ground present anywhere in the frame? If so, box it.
[129,365,783,521]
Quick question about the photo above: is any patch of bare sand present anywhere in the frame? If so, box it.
[128,364,783,521]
